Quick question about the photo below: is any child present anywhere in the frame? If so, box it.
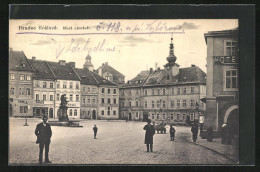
[93,124,98,139]
[169,124,176,141]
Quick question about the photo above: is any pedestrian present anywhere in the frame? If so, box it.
[143,119,155,152]
[169,124,176,141]
[221,124,227,144]
[93,124,98,139]
[191,124,198,142]
[35,115,52,164]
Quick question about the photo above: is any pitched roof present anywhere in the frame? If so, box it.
[47,61,80,81]
[75,68,117,86]
[28,59,56,80]
[9,51,34,72]
[99,63,125,77]
[121,66,206,88]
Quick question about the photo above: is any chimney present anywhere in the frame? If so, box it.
[150,68,153,74]
[69,62,75,68]
[98,68,102,76]
[32,56,36,61]
[59,60,66,65]
[191,64,195,67]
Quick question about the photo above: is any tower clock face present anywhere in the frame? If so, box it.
[171,65,179,76]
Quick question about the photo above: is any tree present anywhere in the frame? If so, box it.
[59,94,69,121]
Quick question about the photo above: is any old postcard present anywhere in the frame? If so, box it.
[9,19,240,165]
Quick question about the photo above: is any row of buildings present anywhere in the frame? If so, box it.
[9,27,239,137]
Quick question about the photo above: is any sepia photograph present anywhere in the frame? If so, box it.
[9,18,240,165]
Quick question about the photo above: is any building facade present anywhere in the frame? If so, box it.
[9,50,34,117]
[203,28,239,139]
[119,38,206,124]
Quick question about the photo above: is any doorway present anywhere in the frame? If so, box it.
[143,112,148,122]
[128,113,132,121]
[92,110,96,120]
[49,108,53,118]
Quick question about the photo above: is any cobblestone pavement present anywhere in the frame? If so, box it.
[9,118,234,165]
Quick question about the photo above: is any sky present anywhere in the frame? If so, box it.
[9,19,238,81]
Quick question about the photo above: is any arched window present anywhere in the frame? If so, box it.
[69,109,72,116]
[157,114,160,120]
[171,114,174,120]
[74,109,77,116]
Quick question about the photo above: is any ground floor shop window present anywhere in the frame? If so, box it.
[69,109,72,116]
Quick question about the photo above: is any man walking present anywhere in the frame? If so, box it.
[143,119,155,152]
[93,124,98,139]
[191,124,198,142]
[35,115,52,164]
[169,124,176,141]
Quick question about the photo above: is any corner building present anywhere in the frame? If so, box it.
[120,38,206,124]
[203,28,239,139]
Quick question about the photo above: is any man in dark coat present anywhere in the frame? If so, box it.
[93,124,98,139]
[169,124,176,141]
[191,124,198,142]
[143,119,155,152]
[35,115,52,164]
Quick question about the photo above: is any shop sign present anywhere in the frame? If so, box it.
[213,56,238,64]
[68,103,77,107]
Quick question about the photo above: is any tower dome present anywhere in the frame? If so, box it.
[166,37,177,64]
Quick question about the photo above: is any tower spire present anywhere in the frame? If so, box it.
[166,35,177,64]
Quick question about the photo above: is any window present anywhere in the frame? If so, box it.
[43,94,46,101]
[70,94,73,101]
[102,88,105,93]
[10,73,15,80]
[177,100,180,107]
[36,94,39,100]
[57,94,60,101]
[102,98,105,104]
[183,87,186,94]
[122,91,124,96]
[83,98,86,104]
[50,95,53,101]
[70,82,73,89]
[101,110,104,115]
[92,88,96,93]
[157,100,160,108]
[20,74,25,80]
[76,95,79,102]
[163,89,166,95]
[26,75,31,81]
[129,90,131,95]
[171,114,174,120]
[177,88,180,95]
[136,112,138,118]
[108,98,111,104]
[113,111,116,116]
[20,106,24,113]
[162,101,166,108]
[108,107,110,115]
[170,100,174,108]
[50,82,53,88]
[225,69,238,89]
[136,90,139,95]
[157,89,160,95]
[83,87,86,92]
[57,82,60,88]
[171,88,174,95]
[191,87,194,94]
[225,41,237,56]
[74,109,77,116]
[63,82,67,88]
[152,114,155,119]
[183,100,186,107]
[157,114,160,120]
[177,114,180,121]
[152,101,155,108]
[87,99,91,104]
[129,101,131,107]
[43,82,47,88]
[108,88,110,94]
[122,101,125,107]
[167,75,170,80]
[105,76,110,80]
[10,88,15,94]
[19,88,24,95]
[69,109,73,116]
[190,113,194,121]
[113,89,116,94]
[20,106,28,113]
[190,100,195,107]
[144,90,147,95]
[145,101,148,108]
[183,114,186,121]
[114,98,117,104]
[136,101,139,107]
[76,83,79,89]
[163,114,166,120]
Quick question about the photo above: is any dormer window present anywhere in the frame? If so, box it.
[21,62,26,68]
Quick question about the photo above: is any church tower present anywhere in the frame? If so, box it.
[164,36,179,82]
[83,54,94,71]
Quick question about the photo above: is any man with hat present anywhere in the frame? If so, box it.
[35,115,52,164]
[143,119,155,152]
